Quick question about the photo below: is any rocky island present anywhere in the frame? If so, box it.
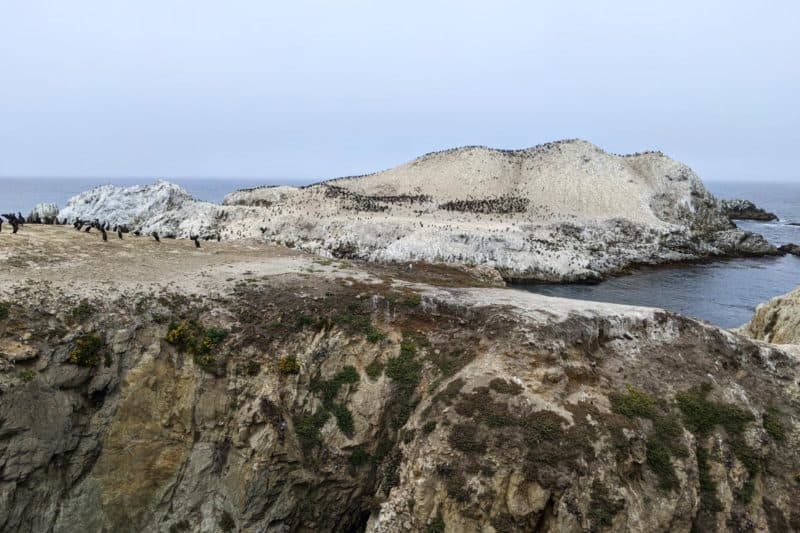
[57,140,776,282]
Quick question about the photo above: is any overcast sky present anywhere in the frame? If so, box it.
[1,1,798,182]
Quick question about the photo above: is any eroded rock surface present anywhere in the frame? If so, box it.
[0,228,797,532]
[56,140,775,282]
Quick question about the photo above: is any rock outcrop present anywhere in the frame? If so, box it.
[778,243,800,256]
[26,203,59,224]
[57,140,776,282]
[742,285,800,345]
[0,228,798,532]
[719,199,778,221]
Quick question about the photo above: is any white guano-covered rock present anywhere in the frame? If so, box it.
[57,140,775,281]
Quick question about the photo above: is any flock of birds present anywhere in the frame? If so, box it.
[0,213,218,248]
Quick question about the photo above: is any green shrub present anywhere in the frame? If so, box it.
[385,337,423,428]
[365,359,384,379]
[349,447,370,466]
[763,409,786,441]
[295,410,330,449]
[610,385,657,419]
[403,292,422,307]
[0,301,9,320]
[278,355,301,375]
[68,300,96,323]
[696,445,722,512]
[19,369,36,382]
[588,481,624,528]
[448,423,486,454]
[69,333,105,367]
[245,361,261,376]
[422,421,437,434]
[488,378,523,395]
[646,438,679,491]
[332,403,355,436]
[676,383,753,436]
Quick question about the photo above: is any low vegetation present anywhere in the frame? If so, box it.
[165,320,229,374]
[69,333,105,367]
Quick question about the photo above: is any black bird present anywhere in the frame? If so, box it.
[259,227,267,234]
[117,229,123,239]
[100,227,108,241]
[11,221,19,233]
[133,230,141,236]
[191,235,200,248]
[216,235,221,242]
[152,232,160,243]
[84,226,92,233]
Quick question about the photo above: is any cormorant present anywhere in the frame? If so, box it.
[152,232,160,242]
[191,235,200,248]
[133,230,141,236]
[117,229,123,239]
[84,226,92,233]
[100,227,108,241]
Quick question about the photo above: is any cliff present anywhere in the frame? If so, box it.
[0,226,797,532]
[742,286,800,345]
[56,140,775,282]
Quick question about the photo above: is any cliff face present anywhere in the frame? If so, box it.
[56,140,774,282]
[0,228,798,532]
[742,286,800,345]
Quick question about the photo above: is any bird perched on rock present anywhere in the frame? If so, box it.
[100,227,108,241]
[152,232,160,243]
[117,229,123,239]
[191,235,200,248]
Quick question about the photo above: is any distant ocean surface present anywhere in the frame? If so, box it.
[0,177,282,214]
[1,177,798,328]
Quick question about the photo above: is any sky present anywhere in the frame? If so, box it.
[0,1,798,183]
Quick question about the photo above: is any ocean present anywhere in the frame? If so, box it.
[1,177,798,328]
[522,181,800,328]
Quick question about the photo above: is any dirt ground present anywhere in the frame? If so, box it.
[0,225,495,300]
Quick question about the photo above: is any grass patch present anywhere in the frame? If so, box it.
[69,333,105,367]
